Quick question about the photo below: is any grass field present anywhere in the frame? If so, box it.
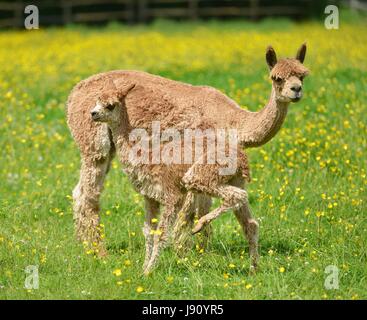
[0,13,366,300]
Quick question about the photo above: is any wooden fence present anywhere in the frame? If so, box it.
[0,0,326,28]
[348,0,367,11]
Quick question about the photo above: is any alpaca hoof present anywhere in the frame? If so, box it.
[97,247,108,258]
[192,222,205,234]
[143,259,155,276]
[249,263,258,275]
[191,227,200,235]
[142,258,151,272]
[143,267,153,276]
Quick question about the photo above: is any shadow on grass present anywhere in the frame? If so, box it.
[106,241,130,253]
[209,237,296,256]
[259,239,297,255]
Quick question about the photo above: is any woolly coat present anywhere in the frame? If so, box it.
[67,70,251,202]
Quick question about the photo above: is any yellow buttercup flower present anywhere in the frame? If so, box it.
[112,269,122,277]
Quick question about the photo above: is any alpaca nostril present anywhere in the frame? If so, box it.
[291,85,302,93]
[91,111,97,117]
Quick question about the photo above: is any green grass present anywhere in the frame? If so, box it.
[0,15,366,299]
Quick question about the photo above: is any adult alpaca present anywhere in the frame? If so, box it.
[66,44,309,273]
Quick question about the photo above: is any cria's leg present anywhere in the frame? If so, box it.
[234,202,259,272]
[195,195,213,248]
[174,192,212,250]
[142,197,160,270]
[143,200,178,275]
[73,155,112,256]
[173,194,213,250]
[172,192,195,250]
[191,185,248,234]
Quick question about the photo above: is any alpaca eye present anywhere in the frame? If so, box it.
[106,104,115,111]
[273,77,282,84]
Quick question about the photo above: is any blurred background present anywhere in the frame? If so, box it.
[1,0,366,27]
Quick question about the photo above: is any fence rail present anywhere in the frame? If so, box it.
[0,0,320,28]
[348,0,367,11]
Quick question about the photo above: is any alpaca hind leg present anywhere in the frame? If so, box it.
[191,204,228,234]
[230,177,259,271]
[195,195,213,249]
[234,202,259,272]
[142,197,160,270]
[191,185,248,234]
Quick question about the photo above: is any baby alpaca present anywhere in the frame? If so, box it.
[90,90,252,274]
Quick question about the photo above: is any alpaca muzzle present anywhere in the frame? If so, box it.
[90,111,101,121]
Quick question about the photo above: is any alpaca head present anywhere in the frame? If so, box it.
[266,43,309,103]
[90,89,124,124]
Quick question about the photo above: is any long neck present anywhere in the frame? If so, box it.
[237,86,289,148]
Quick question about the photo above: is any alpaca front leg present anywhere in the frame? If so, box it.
[73,157,110,256]
[142,197,160,270]
[234,202,259,272]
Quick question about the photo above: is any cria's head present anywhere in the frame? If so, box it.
[91,90,123,123]
[91,82,135,124]
[266,43,309,103]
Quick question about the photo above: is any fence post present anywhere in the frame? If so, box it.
[62,1,73,25]
[250,0,259,20]
[15,0,24,28]
[126,0,135,24]
[189,0,198,20]
[138,0,148,23]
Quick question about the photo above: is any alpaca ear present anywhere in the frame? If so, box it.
[266,46,277,70]
[117,83,136,99]
[296,42,307,63]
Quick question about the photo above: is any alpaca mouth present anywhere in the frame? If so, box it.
[291,92,302,102]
